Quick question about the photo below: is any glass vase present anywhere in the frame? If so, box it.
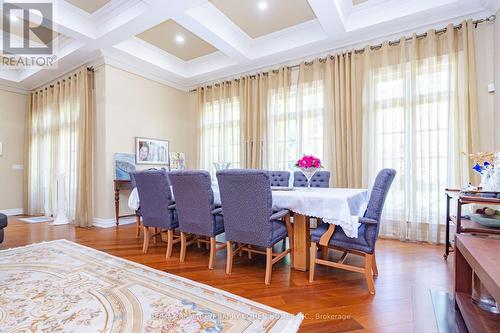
[472,272,500,314]
[300,167,319,189]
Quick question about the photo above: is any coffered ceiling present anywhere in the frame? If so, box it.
[65,0,112,13]
[210,0,317,38]
[0,0,498,92]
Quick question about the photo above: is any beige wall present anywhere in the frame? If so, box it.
[94,65,197,220]
[475,22,496,151]
[0,90,26,212]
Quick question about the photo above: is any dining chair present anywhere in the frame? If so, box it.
[169,171,226,269]
[129,171,142,238]
[308,168,396,294]
[216,169,294,285]
[293,171,331,188]
[132,169,179,259]
[269,171,290,187]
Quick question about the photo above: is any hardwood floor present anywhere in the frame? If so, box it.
[1,217,458,332]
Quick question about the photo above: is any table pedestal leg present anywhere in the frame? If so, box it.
[293,214,310,271]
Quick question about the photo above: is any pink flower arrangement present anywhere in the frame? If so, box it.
[295,155,323,169]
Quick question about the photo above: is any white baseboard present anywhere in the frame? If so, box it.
[93,216,136,228]
[0,208,23,216]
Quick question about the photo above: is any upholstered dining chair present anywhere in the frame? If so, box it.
[132,169,179,259]
[0,213,7,243]
[269,171,290,187]
[169,171,226,269]
[308,169,396,294]
[129,172,142,238]
[216,169,294,285]
[293,171,331,188]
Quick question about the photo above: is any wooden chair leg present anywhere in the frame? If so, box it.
[372,251,379,276]
[142,226,150,253]
[205,237,210,250]
[248,244,252,259]
[238,243,243,256]
[321,245,329,260]
[180,232,187,262]
[208,237,216,269]
[365,254,375,294]
[265,247,273,285]
[281,239,286,252]
[226,241,233,275]
[166,230,174,259]
[309,242,317,282]
[289,236,294,268]
[135,216,141,238]
[154,228,158,244]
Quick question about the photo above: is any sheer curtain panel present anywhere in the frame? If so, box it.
[361,21,478,243]
[24,67,95,227]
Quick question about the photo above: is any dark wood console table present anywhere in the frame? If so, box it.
[444,189,500,259]
[455,234,500,332]
[114,179,133,225]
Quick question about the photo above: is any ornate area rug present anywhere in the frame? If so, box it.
[0,240,302,332]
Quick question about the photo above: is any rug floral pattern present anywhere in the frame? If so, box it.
[0,240,302,333]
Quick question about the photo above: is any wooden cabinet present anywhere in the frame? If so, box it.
[455,235,500,332]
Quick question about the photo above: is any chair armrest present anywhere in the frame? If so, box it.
[211,207,223,215]
[359,217,378,225]
[270,209,289,221]
[168,204,176,210]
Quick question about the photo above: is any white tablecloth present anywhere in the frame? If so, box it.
[128,187,368,238]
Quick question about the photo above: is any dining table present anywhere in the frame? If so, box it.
[128,186,369,271]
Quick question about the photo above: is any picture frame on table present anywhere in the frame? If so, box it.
[135,137,170,165]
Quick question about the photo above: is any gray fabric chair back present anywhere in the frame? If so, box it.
[216,169,274,247]
[363,168,396,250]
[169,171,217,236]
[293,171,331,188]
[133,169,176,229]
[364,169,396,221]
[269,171,290,187]
[130,167,165,189]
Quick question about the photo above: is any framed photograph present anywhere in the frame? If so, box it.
[135,137,170,165]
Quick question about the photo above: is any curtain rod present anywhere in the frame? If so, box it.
[190,14,495,92]
[32,67,94,93]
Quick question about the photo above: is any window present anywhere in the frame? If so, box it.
[267,80,324,171]
[200,96,241,178]
[367,54,452,242]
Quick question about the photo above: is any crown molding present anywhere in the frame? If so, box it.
[0,82,29,95]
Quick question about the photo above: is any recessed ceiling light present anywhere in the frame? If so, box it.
[258,1,268,11]
[175,35,185,44]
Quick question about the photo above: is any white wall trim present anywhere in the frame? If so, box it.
[0,208,24,216]
[0,84,29,95]
[93,216,136,228]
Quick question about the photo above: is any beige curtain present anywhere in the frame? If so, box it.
[361,21,478,242]
[296,55,364,188]
[264,67,293,170]
[240,74,269,169]
[198,71,283,172]
[24,66,94,227]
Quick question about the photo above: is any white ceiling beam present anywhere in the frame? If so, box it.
[308,0,346,38]
[176,2,252,61]
[113,38,188,76]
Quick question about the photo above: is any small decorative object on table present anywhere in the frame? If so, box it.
[295,155,323,189]
[468,151,500,191]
